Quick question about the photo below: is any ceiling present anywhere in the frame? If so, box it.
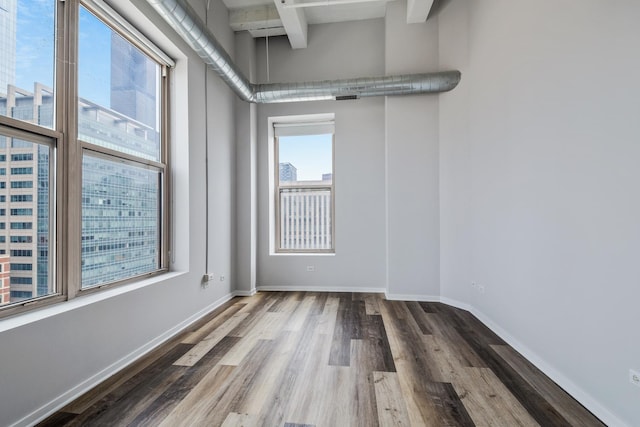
[222,0,436,48]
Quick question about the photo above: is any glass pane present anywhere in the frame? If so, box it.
[82,154,161,288]
[279,188,332,250]
[0,0,55,127]
[278,134,333,184]
[0,131,52,306]
[78,6,161,162]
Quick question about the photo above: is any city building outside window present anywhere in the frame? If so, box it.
[272,117,335,253]
[0,0,172,315]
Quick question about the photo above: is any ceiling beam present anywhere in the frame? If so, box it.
[274,0,308,49]
[406,0,434,23]
[229,5,284,32]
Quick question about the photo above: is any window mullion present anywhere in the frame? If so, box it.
[61,0,83,300]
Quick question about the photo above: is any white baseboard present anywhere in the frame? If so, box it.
[438,296,472,312]
[233,288,257,297]
[465,304,629,427]
[16,292,236,427]
[257,285,386,294]
[384,292,440,302]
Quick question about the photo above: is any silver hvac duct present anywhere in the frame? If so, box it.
[146,0,461,103]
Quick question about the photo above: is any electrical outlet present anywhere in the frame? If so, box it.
[630,369,640,388]
[202,273,215,283]
[219,275,225,281]
[306,265,315,272]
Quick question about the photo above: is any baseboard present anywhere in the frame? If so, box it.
[15,292,236,427]
[233,288,257,297]
[467,305,629,427]
[257,285,386,294]
[438,296,472,312]
[384,292,440,302]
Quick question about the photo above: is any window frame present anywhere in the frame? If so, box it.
[272,120,336,254]
[0,0,173,318]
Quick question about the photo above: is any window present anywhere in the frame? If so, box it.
[11,236,32,243]
[11,153,33,161]
[0,0,172,314]
[10,181,33,189]
[10,194,32,202]
[272,117,335,253]
[11,250,33,257]
[11,208,32,216]
[10,167,33,175]
[10,222,32,230]
[78,5,168,289]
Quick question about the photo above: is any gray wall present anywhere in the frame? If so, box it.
[1,0,638,425]
[254,21,388,291]
[438,1,640,425]
[385,0,440,299]
[0,0,238,425]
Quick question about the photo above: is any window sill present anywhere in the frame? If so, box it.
[0,271,186,334]
[270,252,336,257]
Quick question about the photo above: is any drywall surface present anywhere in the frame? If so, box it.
[255,20,387,291]
[384,0,440,298]
[0,0,238,425]
[235,31,258,294]
[438,1,640,425]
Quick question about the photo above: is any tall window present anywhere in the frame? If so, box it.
[0,0,172,315]
[273,120,335,253]
[78,5,166,288]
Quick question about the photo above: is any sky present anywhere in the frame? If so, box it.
[279,134,333,181]
[14,1,112,106]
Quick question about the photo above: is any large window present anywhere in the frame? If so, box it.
[273,119,335,253]
[0,0,172,315]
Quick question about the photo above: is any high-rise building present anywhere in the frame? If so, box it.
[110,34,158,129]
[279,162,297,182]
[0,255,9,305]
[0,85,159,302]
[0,0,16,95]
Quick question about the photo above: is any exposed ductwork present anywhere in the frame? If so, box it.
[146,0,461,103]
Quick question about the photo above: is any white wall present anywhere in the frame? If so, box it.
[384,0,440,299]
[0,0,238,425]
[235,32,258,295]
[438,1,640,425]
[254,21,388,292]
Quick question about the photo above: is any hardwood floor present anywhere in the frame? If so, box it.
[38,292,605,427]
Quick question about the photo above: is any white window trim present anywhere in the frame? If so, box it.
[268,113,336,255]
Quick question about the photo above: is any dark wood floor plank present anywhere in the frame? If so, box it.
[363,314,396,372]
[39,293,605,427]
[406,301,433,335]
[35,411,77,427]
[425,312,487,368]
[452,318,570,426]
[65,343,192,426]
[328,295,354,366]
[425,381,476,427]
[491,344,606,427]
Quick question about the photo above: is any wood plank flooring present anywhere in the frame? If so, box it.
[38,292,605,427]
